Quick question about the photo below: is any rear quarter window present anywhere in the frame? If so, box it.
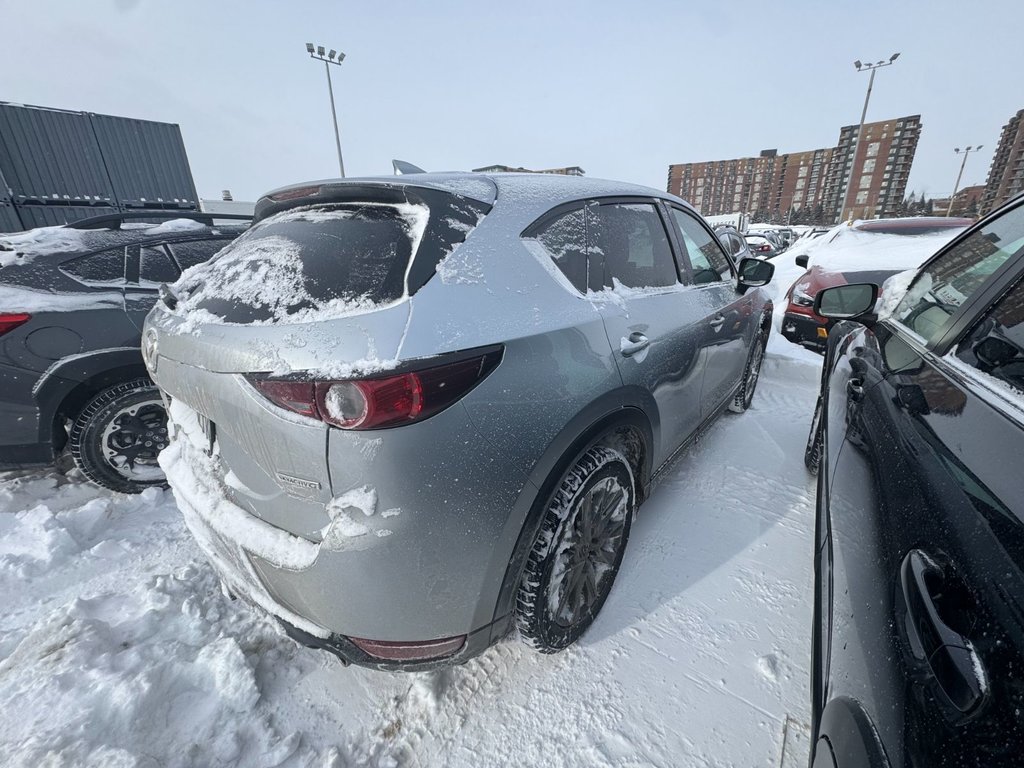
[60,248,126,285]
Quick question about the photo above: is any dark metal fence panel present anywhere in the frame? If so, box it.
[13,204,120,230]
[0,103,116,207]
[89,113,198,209]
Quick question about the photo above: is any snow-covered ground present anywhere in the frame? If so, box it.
[0,252,841,767]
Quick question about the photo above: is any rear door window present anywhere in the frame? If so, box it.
[586,202,678,290]
[894,205,1024,343]
[61,247,126,285]
[167,239,226,271]
[525,206,588,293]
[139,245,180,285]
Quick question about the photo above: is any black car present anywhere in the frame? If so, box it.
[804,194,1024,766]
[0,211,249,492]
[714,224,754,265]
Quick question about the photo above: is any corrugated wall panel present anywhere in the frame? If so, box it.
[12,204,120,230]
[0,103,116,206]
[90,114,198,209]
[0,202,22,232]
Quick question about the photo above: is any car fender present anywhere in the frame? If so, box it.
[32,346,149,442]
[813,696,892,768]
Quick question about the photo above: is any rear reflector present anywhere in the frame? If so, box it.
[269,185,321,202]
[348,634,466,661]
[0,313,30,337]
[817,327,829,338]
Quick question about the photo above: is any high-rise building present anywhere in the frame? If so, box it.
[823,115,922,222]
[667,115,921,224]
[980,109,1024,215]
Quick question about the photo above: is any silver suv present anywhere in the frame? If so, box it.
[144,173,775,670]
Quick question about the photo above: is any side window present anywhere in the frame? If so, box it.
[728,234,745,259]
[955,278,1024,394]
[586,202,677,290]
[670,208,732,285]
[526,207,587,293]
[168,239,225,272]
[894,205,1024,343]
[60,248,126,285]
[139,246,180,285]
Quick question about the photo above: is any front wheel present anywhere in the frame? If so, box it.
[516,445,636,653]
[729,324,768,413]
[68,379,169,493]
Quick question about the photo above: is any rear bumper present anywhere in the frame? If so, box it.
[0,362,50,466]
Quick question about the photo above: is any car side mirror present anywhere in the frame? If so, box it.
[795,254,808,268]
[813,283,879,323]
[736,256,774,290]
[974,336,1018,368]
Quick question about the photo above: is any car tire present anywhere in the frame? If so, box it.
[516,445,635,653]
[805,395,824,475]
[729,322,768,413]
[69,378,169,494]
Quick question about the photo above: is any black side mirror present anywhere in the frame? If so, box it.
[795,254,808,268]
[813,283,879,322]
[974,336,1018,368]
[736,256,774,289]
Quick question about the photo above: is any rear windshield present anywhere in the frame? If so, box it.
[174,194,486,324]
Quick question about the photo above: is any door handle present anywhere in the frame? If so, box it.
[897,550,987,719]
[847,378,865,401]
[620,332,650,357]
[708,315,726,331]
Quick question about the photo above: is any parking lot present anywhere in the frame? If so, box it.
[0,330,821,768]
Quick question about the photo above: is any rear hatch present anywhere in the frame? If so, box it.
[148,185,490,538]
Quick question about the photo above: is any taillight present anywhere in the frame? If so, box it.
[246,347,502,430]
[757,244,772,252]
[0,313,30,336]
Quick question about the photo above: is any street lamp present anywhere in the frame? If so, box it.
[305,42,347,177]
[947,146,983,216]
[839,52,901,222]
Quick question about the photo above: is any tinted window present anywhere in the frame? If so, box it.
[894,205,1024,343]
[528,207,587,293]
[587,203,677,289]
[181,204,419,324]
[956,277,1024,394]
[671,209,732,284]
[168,240,224,271]
[61,248,126,284]
[139,246,180,285]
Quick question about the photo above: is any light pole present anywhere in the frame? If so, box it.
[947,146,983,216]
[838,53,900,223]
[305,42,346,177]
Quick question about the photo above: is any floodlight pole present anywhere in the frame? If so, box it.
[947,146,982,216]
[306,43,346,177]
[839,53,900,223]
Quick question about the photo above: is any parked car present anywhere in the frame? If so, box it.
[0,212,250,492]
[714,224,754,264]
[782,225,968,352]
[805,194,1024,766]
[744,233,778,258]
[145,173,775,670]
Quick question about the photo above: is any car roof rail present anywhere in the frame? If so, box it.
[67,210,252,230]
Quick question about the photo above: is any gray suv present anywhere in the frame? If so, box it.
[0,212,249,491]
[145,173,774,669]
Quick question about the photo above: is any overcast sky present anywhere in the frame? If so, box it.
[1,0,1018,204]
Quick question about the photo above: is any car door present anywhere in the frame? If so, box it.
[585,199,705,467]
[819,202,1024,766]
[666,206,754,420]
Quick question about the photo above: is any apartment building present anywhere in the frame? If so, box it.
[980,109,1024,215]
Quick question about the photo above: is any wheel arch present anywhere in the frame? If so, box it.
[33,348,150,451]
[813,695,892,768]
[490,402,654,627]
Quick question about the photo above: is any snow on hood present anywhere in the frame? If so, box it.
[806,228,962,275]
